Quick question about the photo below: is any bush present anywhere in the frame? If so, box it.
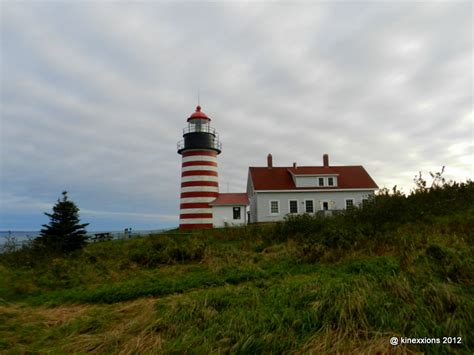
[278,180,474,254]
[126,235,206,267]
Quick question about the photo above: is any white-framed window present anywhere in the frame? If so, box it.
[328,177,334,186]
[270,200,280,215]
[305,200,314,213]
[233,207,241,220]
[345,199,354,209]
[289,199,298,214]
[318,177,324,186]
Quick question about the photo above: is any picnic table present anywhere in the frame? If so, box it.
[91,232,113,242]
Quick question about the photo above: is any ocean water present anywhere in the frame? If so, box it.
[0,229,170,247]
[0,231,39,245]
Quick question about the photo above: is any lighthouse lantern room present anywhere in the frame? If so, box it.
[177,106,222,229]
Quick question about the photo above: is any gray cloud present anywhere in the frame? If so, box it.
[1,1,472,230]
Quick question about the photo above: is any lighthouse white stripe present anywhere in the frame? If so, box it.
[182,156,217,163]
[181,165,218,172]
[179,218,214,224]
[181,175,219,183]
[179,208,213,214]
[180,197,216,204]
[181,186,219,193]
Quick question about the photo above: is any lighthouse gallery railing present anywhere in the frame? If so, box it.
[183,124,218,135]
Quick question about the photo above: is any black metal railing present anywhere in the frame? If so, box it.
[183,124,218,136]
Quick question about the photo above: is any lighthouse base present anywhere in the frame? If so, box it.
[179,223,213,230]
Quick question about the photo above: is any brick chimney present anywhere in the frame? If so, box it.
[323,154,329,167]
[293,162,297,169]
[267,153,273,169]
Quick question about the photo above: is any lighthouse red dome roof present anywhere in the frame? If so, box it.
[187,106,211,122]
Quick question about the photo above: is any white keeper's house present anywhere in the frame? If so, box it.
[246,153,378,223]
[177,105,377,229]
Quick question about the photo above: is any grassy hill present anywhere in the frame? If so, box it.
[0,181,473,354]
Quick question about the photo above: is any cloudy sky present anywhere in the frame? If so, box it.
[1,1,472,231]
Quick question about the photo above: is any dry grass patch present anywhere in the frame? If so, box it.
[60,298,164,354]
[36,304,90,328]
[0,298,165,354]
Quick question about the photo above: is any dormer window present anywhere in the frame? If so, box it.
[292,172,338,188]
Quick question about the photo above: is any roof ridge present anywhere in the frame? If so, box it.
[250,165,366,168]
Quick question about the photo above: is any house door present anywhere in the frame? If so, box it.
[322,201,329,211]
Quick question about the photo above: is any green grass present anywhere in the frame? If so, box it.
[1,258,471,353]
[25,261,321,305]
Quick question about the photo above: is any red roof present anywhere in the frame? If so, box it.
[187,105,211,121]
[288,167,338,175]
[249,166,378,190]
[209,193,249,206]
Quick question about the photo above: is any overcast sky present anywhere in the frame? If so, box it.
[1,1,472,231]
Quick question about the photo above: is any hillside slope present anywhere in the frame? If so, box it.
[1,182,473,354]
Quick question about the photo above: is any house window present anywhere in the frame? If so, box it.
[270,200,279,214]
[318,177,324,186]
[305,200,314,213]
[233,207,241,220]
[328,177,334,186]
[289,200,298,214]
[345,199,354,209]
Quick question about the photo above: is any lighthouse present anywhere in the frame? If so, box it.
[177,106,222,229]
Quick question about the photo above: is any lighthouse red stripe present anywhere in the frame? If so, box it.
[181,191,219,198]
[182,161,218,167]
[181,181,219,188]
[182,151,217,157]
[182,170,218,177]
[180,223,213,229]
[180,203,212,209]
[179,213,213,219]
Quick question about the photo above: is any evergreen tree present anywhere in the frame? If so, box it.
[36,191,89,253]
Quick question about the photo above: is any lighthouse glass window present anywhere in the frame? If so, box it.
[233,207,241,220]
[189,120,209,133]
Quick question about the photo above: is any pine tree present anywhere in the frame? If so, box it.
[36,191,89,253]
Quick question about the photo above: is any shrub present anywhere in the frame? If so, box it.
[280,180,474,254]
[126,235,206,267]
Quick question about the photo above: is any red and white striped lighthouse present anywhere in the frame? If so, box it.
[177,106,222,229]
